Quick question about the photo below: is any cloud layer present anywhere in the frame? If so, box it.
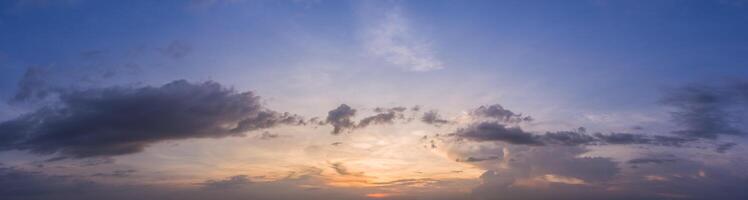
[0,80,303,158]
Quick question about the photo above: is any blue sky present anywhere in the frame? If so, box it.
[1,1,748,200]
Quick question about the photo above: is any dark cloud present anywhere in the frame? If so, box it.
[0,80,304,158]
[469,146,748,200]
[11,67,51,102]
[540,128,597,146]
[469,146,620,200]
[0,166,93,199]
[91,169,136,178]
[159,40,192,59]
[0,165,425,200]
[451,124,695,148]
[452,122,544,146]
[455,156,500,163]
[421,110,450,126]
[201,175,252,190]
[325,104,356,134]
[661,82,748,139]
[329,162,363,177]
[373,106,407,113]
[356,107,406,129]
[626,158,677,165]
[592,133,694,147]
[471,104,532,123]
[324,105,410,134]
[357,112,397,128]
[716,142,737,153]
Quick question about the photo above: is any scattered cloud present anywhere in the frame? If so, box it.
[421,110,450,126]
[325,104,357,134]
[362,6,443,71]
[471,104,533,123]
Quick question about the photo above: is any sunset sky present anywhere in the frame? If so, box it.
[1,1,748,200]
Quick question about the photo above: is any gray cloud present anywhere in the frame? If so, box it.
[356,107,406,129]
[324,105,410,134]
[325,104,356,134]
[626,158,677,165]
[661,82,748,139]
[357,112,397,128]
[329,162,363,177]
[201,175,252,190]
[11,67,51,102]
[0,166,372,200]
[421,110,450,126]
[453,122,544,145]
[159,40,192,59]
[716,142,737,153]
[591,133,695,147]
[471,104,533,123]
[257,132,279,140]
[91,169,136,178]
[469,146,748,200]
[455,156,500,163]
[451,122,692,147]
[0,80,304,158]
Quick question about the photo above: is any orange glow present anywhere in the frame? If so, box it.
[366,193,391,198]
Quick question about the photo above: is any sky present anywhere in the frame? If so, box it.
[1,0,748,199]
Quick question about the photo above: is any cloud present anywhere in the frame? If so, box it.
[716,142,737,153]
[323,105,410,134]
[356,107,406,128]
[421,110,450,126]
[257,131,280,140]
[661,81,748,139]
[626,158,677,165]
[329,162,364,177]
[363,6,443,71]
[452,121,696,148]
[325,104,357,134]
[159,40,192,59]
[467,145,748,200]
[540,128,598,146]
[595,133,694,147]
[449,104,698,148]
[0,166,370,200]
[455,156,500,163]
[201,175,252,190]
[471,104,533,123]
[0,80,304,158]
[91,169,136,178]
[11,67,51,102]
[452,122,544,146]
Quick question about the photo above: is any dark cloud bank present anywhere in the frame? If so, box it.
[0,80,304,158]
[449,80,748,150]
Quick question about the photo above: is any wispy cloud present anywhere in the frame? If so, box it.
[363,6,443,72]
